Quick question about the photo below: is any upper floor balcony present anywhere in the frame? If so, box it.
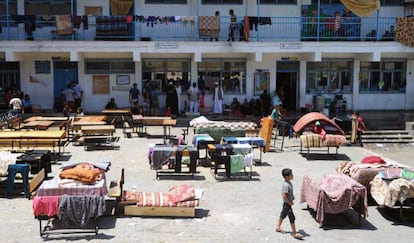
[0,15,399,43]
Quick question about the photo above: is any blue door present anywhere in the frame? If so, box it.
[53,61,78,111]
[53,61,78,99]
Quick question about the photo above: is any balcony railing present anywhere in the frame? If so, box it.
[0,15,397,42]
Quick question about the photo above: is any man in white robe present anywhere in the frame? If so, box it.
[188,82,200,114]
[175,81,182,114]
[213,81,224,114]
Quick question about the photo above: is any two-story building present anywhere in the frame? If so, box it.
[0,0,413,113]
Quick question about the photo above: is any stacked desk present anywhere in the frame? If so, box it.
[221,136,266,165]
[207,143,253,179]
[149,144,197,179]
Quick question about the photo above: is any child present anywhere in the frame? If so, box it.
[353,111,367,147]
[275,168,303,240]
[63,102,72,117]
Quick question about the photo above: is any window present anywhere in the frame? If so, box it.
[0,0,17,15]
[198,58,246,94]
[258,0,297,4]
[306,59,353,94]
[359,59,406,93]
[142,59,191,92]
[202,0,243,4]
[25,0,76,15]
[85,59,135,74]
[145,0,187,3]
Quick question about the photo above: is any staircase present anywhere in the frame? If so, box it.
[359,130,414,144]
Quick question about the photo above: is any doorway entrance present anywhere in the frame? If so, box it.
[53,61,78,111]
[276,61,299,111]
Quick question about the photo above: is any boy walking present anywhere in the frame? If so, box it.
[275,168,303,239]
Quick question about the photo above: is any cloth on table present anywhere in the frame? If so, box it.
[60,161,111,171]
[370,174,414,208]
[33,196,60,217]
[58,195,106,226]
[230,154,244,174]
[36,175,108,197]
[150,144,175,170]
[300,173,367,223]
[337,161,406,191]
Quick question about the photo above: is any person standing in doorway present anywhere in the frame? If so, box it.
[166,82,179,118]
[213,81,224,115]
[129,83,140,106]
[71,81,83,110]
[62,83,76,112]
[188,82,200,114]
[227,9,237,42]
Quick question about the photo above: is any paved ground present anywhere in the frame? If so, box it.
[1,126,414,243]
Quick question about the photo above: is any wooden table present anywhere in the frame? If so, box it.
[22,120,54,130]
[102,108,131,123]
[132,115,176,143]
[75,115,106,122]
[81,125,116,150]
[72,116,107,132]
[0,130,67,154]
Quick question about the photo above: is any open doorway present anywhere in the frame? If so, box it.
[276,61,299,112]
[53,61,78,112]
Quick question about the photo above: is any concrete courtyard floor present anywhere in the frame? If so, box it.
[1,126,414,243]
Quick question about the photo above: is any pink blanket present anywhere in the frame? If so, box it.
[300,173,367,223]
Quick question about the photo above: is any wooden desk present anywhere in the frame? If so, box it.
[0,130,66,154]
[81,125,116,150]
[132,115,175,143]
[75,116,106,122]
[22,120,54,130]
[81,125,115,135]
[72,116,107,132]
[102,108,131,123]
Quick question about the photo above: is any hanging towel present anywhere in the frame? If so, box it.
[33,196,60,217]
[244,153,254,167]
[230,154,244,174]
[58,195,106,226]
[56,15,72,35]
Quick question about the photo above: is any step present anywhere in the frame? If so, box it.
[364,130,409,135]
[362,134,413,140]
[361,139,414,144]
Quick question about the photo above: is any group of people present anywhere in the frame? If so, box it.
[5,85,33,115]
[61,81,83,115]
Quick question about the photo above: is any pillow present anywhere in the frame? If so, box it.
[401,168,414,180]
[378,168,402,180]
[168,184,195,203]
[361,156,386,164]
[122,190,140,203]
[59,167,102,184]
